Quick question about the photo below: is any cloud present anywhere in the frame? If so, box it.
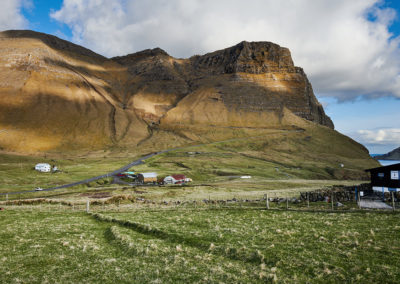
[0,0,30,30]
[352,128,400,147]
[50,0,400,101]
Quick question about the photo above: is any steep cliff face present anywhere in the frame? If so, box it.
[161,41,334,130]
[112,41,334,133]
[0,30,334,154]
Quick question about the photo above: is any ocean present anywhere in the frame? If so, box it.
[377,160,400,166]
[370,154,400,166]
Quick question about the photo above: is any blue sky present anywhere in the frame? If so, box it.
[21,0,71,37]
[2,0,400,154]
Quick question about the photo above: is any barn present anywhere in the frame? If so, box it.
[35,163,51,173]
[164,174,186,184]
[365,163,400,193]
[137,172,157,184]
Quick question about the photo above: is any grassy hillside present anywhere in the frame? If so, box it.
[0,121,378,200]
[0,153,138,194]
[136,123,379,182]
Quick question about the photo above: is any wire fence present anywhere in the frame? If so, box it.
[1,189,398,213]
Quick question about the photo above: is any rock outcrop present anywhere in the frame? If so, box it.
[113,41,334,130]
[0,30,335,153]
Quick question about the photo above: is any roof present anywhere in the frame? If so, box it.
[171,174,186,180]
[139,172,157,178]
[365,163,400,172]
[35,163,50,167]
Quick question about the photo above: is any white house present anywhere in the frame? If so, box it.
[164,174,186,184]
[35,163,51,173]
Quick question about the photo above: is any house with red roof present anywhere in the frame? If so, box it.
[163,174,187,184]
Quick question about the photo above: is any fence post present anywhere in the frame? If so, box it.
[307,192,309,208]
[266,193,269,210]
[392,191,395,211]
[286,194,289,210]
[86,200,90,213]
[6,194,8,202]
[355,187,357,201]
[358,191,361,209]
[331,192,334,210]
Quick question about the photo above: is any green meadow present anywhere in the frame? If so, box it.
[0,207,399,283]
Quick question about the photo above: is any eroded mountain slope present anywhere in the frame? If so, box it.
[0,30,365,165]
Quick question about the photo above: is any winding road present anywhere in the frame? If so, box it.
[1,129,302,196]
[0,151,168,196]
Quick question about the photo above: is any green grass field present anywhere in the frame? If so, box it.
[0,207,399,283]
[0,124,388,283]
[0,153,139,194]
[0,124,379,197]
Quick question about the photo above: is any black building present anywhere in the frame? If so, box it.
[365,163,400,192]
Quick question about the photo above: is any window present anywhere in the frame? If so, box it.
[377,173,384,178]
[391,171,399,180]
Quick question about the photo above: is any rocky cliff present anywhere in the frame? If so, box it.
[0,30,335,154]
[113,41,334,131]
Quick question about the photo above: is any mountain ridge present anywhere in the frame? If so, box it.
[0,29,353,158]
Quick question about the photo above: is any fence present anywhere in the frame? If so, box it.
[1,187,398,213]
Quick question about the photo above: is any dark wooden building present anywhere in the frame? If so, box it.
[365,163,400,192]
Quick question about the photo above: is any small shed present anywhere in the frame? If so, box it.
[35,163,51,173]
[365,163,400,192]
[137,172,157,183]
[164,174,186,184]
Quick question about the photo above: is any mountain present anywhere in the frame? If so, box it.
[112,41,334,130]
[0,30,336,153]
[0,30,380,176]
[374,147,400,160]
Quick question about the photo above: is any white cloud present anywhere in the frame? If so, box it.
[0,0,30,30]
[353,128,400,147]
[345,127,400,153]
[51,0,400,101]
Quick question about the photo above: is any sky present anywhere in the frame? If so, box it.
[1,0,400,154]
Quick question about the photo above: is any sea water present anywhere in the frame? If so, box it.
[378,160,400,166]
[370,154,400,166]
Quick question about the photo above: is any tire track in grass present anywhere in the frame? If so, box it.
[103,225,266,283]
[90,212,278,266]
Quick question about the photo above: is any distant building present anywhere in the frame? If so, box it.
[137,172,157,184]
[35,163,51,173]
[365,163,400,192]
[116,171,136,179]
[164,174,186,184]
[123,171,136,179]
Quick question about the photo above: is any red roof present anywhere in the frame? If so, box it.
[172,174,186,180]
